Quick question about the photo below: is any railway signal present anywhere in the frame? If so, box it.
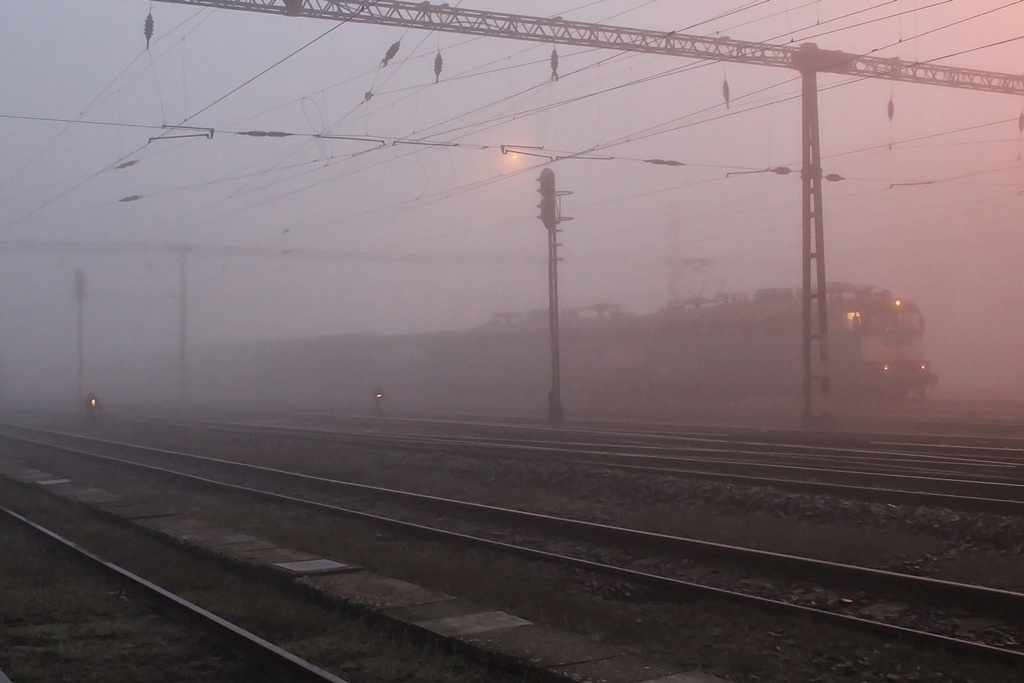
[537,169,557,230]
[537,169,568,424]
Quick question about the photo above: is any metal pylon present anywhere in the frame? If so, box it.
[799,58,831,427]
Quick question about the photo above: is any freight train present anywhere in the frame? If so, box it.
[190,283,936,419]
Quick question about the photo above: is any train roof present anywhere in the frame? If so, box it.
[656,284,920,319]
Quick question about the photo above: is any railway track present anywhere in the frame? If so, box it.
[200,405,1024,447]
[4,421,1024,667]
[0,503,349,683]
[132,415,1024,516]
[146,413,1024,479]
[182,401,1024,440]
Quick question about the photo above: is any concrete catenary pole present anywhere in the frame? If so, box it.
[178,245,188,411]
[75,268,85,401]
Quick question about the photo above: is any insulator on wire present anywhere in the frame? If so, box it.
[434,51,443,83]
[550,48,559,82]
[364,90,374,102]
[144,12,154,49]
[722,78,730,109]
[884,95,892,148]
[1018,111,1024,159]
[381,40,401,67]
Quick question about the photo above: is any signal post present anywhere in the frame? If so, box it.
[537,169,571,424]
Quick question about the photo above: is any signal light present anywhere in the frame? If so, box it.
[537,169,557,229]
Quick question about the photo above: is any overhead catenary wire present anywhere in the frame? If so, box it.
[305,0,1024,189]
[169,14,793,240]
[0,3,831,232]
[4,0,782,235]
[2,2,384,234]
[149,64,1024,253]
[132,0,1024,266]
[6,0,1015,253]
[0,7,213,194]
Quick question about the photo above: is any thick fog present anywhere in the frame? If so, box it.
[2,1,1023,411]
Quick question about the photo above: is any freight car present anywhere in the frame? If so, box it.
[190,283,936,419]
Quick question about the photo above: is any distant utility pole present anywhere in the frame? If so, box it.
[178,245,188,411]
[537,169,571,424]
[75,268,85,400]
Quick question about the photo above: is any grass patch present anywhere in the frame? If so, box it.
[0,475,532,683]
[0,505,264,683]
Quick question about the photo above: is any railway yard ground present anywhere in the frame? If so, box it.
[0,474,523,683]
[2,408,1024,682]
[1,493,273,683]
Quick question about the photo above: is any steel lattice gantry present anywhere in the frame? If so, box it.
[154,0,1024,425]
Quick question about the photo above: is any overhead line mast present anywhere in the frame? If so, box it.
[152,0,1024,425]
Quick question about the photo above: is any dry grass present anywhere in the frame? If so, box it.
[0,502,265,683]
[0,478,530,683]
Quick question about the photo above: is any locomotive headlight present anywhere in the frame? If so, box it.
[920,363,927,371]
[894,299,902,307]
[883,364,890,371]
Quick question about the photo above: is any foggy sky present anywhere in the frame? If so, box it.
[2,0,1024,403]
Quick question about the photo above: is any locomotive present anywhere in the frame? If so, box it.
[191,284,936,419]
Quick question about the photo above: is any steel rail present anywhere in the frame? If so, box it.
[142,413,1024,477]
[411,435,1024,484]
[6,423,1024,614]
[0,504,350,683]
[203,408,1024,450]
[161,409,1024,464]
[42,416,1024,497]
[5,426,1024,664]
[132,417,1024,514]
[348,430,1024,474]
[151,413,1024,469]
